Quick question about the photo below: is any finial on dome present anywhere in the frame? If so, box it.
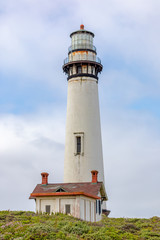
[80,24,84,30]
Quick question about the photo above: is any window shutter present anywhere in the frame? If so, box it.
[96,200,98,214]
[98,200,101,215]
[46,205,51,214]
[65,204,71,214]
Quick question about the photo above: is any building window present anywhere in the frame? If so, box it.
[91,66,94,74]
[70,67,73,75]
[74,132,84,155]
[76,136,81,154]
[56,187,65,192]
[45,205,51,214]
[65,204,71,214]
[77,66,82,73]
[95,68,98,77]
[98,200,101,215]
[96,200,101,215]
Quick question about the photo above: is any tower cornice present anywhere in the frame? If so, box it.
[70,29,94,38]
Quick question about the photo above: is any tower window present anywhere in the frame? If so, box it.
[95,68,98,76]
[65,204,71,214]
[77,66,82,73]
[91,66,94,74]
[76,136,81,154]
[70,67,73,75]
[45,205,51,214]
[74,132,84,156]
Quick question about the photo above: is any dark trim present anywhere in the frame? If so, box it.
[67,73,98,81]
[96,200,98,214]
[63,60,103,71]
[68,48,96,54]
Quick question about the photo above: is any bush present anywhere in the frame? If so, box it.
[62,221,90,235]
[0,211,160,240]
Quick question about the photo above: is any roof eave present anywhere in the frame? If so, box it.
[29,192,101,200]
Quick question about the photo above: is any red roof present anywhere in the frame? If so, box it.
[30,182,105,200]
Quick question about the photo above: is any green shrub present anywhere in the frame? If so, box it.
[62,221,90,235]
[140,229,160,239]
[0,211,160,240]
[24,223,57,239]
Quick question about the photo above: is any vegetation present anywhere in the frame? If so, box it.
[0,211,160,239]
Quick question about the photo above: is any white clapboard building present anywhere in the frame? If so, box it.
[30,25,110,221]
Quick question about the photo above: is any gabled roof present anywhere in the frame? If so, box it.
[29,182,108,200]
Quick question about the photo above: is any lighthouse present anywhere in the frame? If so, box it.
[30,25,109,220]
[63,25,105,183]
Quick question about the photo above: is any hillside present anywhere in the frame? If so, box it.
[0,211,160,239]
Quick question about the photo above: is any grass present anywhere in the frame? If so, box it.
[0,211,160,239]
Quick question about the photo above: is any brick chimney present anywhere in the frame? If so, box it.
[41,172,49,185]
[91,170,98,183]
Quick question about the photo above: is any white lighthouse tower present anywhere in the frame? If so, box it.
[63,25,105,184]
[30,25,109,220]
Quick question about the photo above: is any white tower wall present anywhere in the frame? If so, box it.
[64,76,104,183]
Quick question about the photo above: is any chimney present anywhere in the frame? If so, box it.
[41,172,49,185]
[91,170,98,183]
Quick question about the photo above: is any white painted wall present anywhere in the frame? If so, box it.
[40,199,56,213]
[64,76,105,183]
[86,200,90,221]
[79,196,100,222]
[59,198,76,215]
[80,198,85,220]
[36,197,77,216]
[35,195,101,222]
[96,212,102,222]
[91,201,95,222]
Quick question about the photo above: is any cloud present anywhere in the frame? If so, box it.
[0,0,72,86]
[0,111,65,210]
[101,107,160,217]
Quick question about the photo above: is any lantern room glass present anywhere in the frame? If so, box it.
[71,33,94,51]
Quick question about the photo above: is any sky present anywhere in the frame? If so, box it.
[0,0,160,218]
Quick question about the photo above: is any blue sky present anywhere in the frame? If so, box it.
[0,0,160,218]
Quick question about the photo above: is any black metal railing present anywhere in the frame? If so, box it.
[63,56,101,65]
